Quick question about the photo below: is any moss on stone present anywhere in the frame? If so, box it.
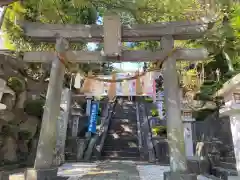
[24,99,45,118]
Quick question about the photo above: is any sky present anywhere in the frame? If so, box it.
[0,10,143,71]
[87,16,143,72]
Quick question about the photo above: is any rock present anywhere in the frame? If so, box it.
[1,136,17,162]
[0,110,15,123]
[1,93,15,111]
[19,116,39,140]
[27,137,39,165]
[16,91,27,109]
[0,78,6,100]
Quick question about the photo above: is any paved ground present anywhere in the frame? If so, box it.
[58,161,240,180]
[59,161,140,180]
[58,161,170,180]
[6,161,240,180]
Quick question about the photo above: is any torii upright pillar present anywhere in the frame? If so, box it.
[162,36,196,180]
[34,37,69,169]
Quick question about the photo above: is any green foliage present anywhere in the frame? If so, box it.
[24,99,45,118]
[144,97,153,103]
[150,108,159,117]
[193,108,216,121]
[7,77,25,93]
[152,125,167,136]
[2,1,98,51]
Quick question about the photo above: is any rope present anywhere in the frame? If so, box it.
[57,52,72,68]
[83,47,177,83]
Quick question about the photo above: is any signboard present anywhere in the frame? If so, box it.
[88,101,99,133]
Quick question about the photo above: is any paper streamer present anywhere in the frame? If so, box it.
[122,80,129,95]
[81,71,92,93]
[108,72,116,101]
[135,71,143,95]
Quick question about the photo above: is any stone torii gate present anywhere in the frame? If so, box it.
[20,14,208,179]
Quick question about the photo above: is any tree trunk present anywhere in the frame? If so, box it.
[222,50,234,72]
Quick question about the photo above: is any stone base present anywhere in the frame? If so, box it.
[187,156,210,175]
[0,171,9,180]
[164,171,197,180]
[25,168,58,180]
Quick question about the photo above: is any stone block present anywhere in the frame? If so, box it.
[164,171,197,180]
[211,168,228,180]
[0,171,9,180]
[25,168,58,180]
[187,156,210,175]
[197,174,224,180]
[9,172,24,180]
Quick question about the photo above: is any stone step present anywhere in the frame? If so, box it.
[212,167,238,179]
[110,118,137,123]
[101,155,140,161]
[197,174,222,180]
[102,150,140,157]
[219,161,237,170]
[108,125,138,131]
[109,120,137,126]
[104,138,138,146]
[107,131,138,137]
[108,129,138,136]
[103,146,139,152]
[220,157,236,164]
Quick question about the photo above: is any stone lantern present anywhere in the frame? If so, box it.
[216,73,240,174]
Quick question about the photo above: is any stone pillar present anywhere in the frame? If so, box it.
[216,76,240,176]
[229,114,240,173]
[182,110,195,157]
[161,36,188,172]
[220,106,240,173]
[53,88,71,166]
[34,37,68,169]
[156,91,165,120]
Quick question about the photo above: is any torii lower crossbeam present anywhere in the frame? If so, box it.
[23,48,208,63]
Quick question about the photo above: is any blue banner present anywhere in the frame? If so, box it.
[88,101,99,133]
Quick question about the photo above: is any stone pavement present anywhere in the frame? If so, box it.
[58,161,171,180]
[59,161,139,180]
[7,161,239,180]
[58,161,240,180]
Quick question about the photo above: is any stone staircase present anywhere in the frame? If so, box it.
[102,99,140,160]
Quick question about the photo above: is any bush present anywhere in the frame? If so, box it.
[151,108,159,117]
[24,99,45,118]
[7,77,25,93]
[144,97,153,103]
[152,126,167,136]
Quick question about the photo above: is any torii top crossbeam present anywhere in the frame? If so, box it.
[20,14,209,63]
[20,19,209,43]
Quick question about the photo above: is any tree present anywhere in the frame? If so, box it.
[0,0,19,6]
[1,0,114,87]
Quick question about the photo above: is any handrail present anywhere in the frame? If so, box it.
[84,98,117,161]
[135,101,144,159]
[142,100,156,162]
[83,100,109,161]
[137,97,156,162]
